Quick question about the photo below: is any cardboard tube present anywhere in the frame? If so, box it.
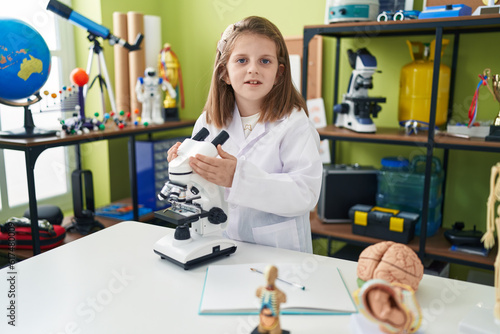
[113,12,130,116]
[127,12,145,122]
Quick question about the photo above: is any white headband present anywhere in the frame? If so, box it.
[217,21,241,54]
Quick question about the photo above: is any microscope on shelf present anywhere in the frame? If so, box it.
[153,127,237,269]
[334,48,386,133]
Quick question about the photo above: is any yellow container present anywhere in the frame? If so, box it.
[398,40,450,126]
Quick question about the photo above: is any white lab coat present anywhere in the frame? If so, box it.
[192,105,323,253]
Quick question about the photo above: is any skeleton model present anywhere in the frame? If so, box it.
[135,67,176,125]
[254,265,288,334]
[482,162,500,321]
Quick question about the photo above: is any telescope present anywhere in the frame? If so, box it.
[46,0,143,51]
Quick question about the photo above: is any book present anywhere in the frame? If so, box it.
[199,263,357,315]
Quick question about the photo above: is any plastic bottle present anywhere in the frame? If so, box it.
[376,156,444,237]
[399,40,451,127]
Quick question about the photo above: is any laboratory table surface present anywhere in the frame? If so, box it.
[0,221,496,333]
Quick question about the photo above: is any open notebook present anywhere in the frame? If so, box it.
[199,263,357,315]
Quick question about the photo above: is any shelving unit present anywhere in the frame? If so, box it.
[302,15,500,270]
[0,120,195,255]
[0,197,177,262]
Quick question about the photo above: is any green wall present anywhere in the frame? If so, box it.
[72,0,499,279]
[72,0,110,206]
[161,0,328,119]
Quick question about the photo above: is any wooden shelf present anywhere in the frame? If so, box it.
[317,125,429,145]
[434,132,500,152]
[303,14,500,38]
[318,125,500,153]
[304,16,500,271]
[0,119,195,255]
[0,199,162,260]
[0,119,196,150]
[310,212,495,270]
[0,215,121,260]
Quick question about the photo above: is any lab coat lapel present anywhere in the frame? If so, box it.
[232,113,267,155]
[226,109,246,153]
[227,104,276,156]
[245,121,266,143]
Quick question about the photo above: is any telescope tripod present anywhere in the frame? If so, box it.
[84,34,118,115]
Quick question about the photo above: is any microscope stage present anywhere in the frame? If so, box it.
[154,208,208,226]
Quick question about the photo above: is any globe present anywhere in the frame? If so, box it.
[0,18,51,101]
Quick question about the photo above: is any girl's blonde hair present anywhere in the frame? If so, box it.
[203,16,308,129]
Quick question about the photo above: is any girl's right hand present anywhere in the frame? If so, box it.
[167,142,182,162]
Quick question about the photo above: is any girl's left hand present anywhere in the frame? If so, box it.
[189,145,237,187]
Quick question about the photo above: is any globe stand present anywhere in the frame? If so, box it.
[0,94,57,138]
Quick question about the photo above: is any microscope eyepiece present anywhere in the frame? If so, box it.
[192,127,209,141]
[211,130,229,147]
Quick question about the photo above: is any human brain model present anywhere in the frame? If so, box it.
[357,241,424,291]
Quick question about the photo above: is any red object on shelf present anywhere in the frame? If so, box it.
[70,68,89,87]
[0,225,66,250]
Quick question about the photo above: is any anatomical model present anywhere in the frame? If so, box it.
[482,162,500,321]
[354,279,422,334]
[253,265,288,334]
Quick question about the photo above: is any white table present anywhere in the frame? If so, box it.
[0,221,495,333]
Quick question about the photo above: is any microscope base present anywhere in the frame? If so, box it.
[153,230,237,270]
[335,113,376,133]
